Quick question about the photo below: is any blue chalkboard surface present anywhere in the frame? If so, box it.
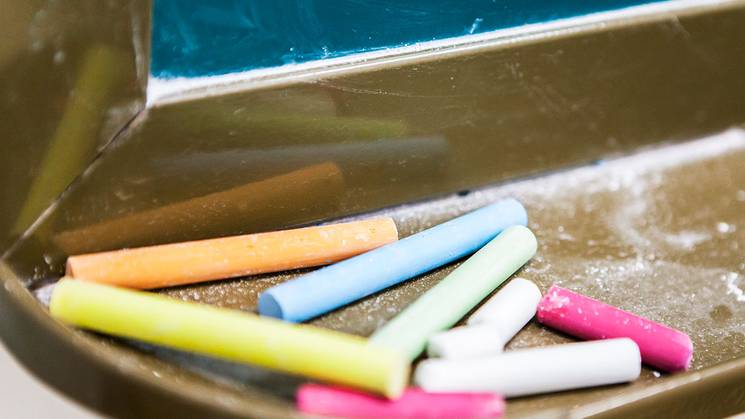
[152,0,655,78]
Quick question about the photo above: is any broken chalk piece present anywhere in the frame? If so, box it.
[259,198,528,323]
[371,226,537,361]
[536,285,693,372]
[428,278,542,359]
[415,338,641,398]
[297,384,505,419]
[66,217,398,289]
[49,279,409,398]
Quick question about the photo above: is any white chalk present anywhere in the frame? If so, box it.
[415,338,641,398]
[468,278,542,328]
[426,278,541,359]
[427,323,504,359]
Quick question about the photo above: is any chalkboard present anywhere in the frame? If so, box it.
[152,0,655,78]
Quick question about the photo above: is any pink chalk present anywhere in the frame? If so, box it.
[297,384,505,418]
[537,285,693,372]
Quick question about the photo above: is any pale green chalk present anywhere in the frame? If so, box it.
[369,225,537,361]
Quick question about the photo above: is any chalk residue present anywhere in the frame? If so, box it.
[345,129,745,230]
[662,230,710,251]
[723,272,745,303]
[331,128,745,367]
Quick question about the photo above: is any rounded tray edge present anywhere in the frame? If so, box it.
[0,275,283,419]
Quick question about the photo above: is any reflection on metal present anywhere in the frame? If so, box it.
[34,133,449,272]
[11,0,744,279]
[0,0,149,252]
[13,46,129,234]
[156,136,446,177]
[53,162,345,254]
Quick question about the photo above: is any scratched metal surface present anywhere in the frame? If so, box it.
[30,129,739,418]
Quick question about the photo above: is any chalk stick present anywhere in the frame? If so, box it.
[415,338,641,397]
[427,324,504,359]
[537,285,693,372]
[467,278,542,327]
[49,279,408,398]
[370,226,536,360]
[297,384,505,418]
[65,217,398,289]
[428,278,542,359]
[259,198,528,322]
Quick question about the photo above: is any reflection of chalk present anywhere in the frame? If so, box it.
[416,338,641,398]
[53,162,344,254]
[537,285,694,372]
[297,384,505,419]
[155,136,448,180]
[66,218,398,289]
[162,110,410,148]
[50,279,409,398]
[144,136,448,204]
[259,199,528,323]
[371,226,536,361]
[428,278,542,359]
[14,46,126,234]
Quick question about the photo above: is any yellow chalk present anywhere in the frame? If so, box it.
[49,279,408,398]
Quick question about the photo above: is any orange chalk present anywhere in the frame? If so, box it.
[66,218,398,289]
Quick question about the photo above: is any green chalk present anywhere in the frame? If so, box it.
[369,225,537,361]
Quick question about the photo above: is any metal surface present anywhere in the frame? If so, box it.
[1,1,745,418]
[6,1,745,281]
[144,129,745,418]
[129,130,745,417]
[0,0,150,253]
[5,129,745,419]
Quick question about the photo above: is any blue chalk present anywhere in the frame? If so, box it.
[258,198,528,322]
